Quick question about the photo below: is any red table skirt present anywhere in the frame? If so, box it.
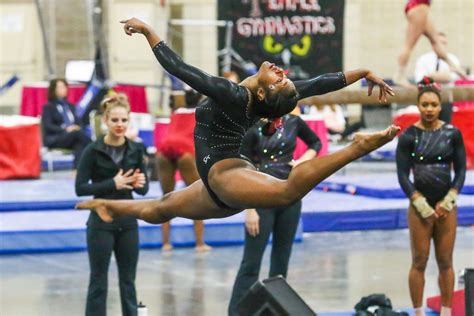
[154,118,328,159]
[20,84,148,117]
[0,124,41,179]
[393,107,474,169]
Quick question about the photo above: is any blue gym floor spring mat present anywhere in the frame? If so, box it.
[2,173,473,254]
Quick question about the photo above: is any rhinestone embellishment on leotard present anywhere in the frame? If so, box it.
[244,87,253,119]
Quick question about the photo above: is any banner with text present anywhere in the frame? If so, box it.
[218,0,344,80]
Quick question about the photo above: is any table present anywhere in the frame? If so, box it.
[0,116,41,179]
[20,83,148,117]
[393,107,474,169]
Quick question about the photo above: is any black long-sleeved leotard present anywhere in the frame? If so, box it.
[240,114,322,180]
[153,41,347,208]
[396,124,466,208]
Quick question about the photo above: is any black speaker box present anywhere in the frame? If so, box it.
[466,269,474,316]
[236,276,315,316]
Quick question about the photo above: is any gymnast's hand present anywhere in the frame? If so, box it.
[289,159,303,168]
[435,202,450,219]
[245,209,260,237]
[131,169,146,189]
[113,169,135,190]
[66,124,81,132]
[435,189,458,219]
[411,191,438,223]
[120,17,150,36]
[365,72,395,103]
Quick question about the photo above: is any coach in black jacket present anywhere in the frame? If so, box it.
[41,78,90,167]
[75,94,149,316]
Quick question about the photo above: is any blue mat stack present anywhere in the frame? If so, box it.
[1,172,473,254]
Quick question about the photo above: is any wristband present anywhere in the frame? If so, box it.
[412,196,435,218]
[439,190,458,212]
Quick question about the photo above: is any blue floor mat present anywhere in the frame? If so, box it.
[317,171,474,198]
[1,175,473,254]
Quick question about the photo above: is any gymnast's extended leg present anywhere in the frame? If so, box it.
[213,126,399,209]
[76,179,237,224]
[77,126,398,222]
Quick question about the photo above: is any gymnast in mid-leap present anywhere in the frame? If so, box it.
[76,17,400,222]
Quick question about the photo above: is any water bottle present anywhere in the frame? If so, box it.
[138,301,148,316]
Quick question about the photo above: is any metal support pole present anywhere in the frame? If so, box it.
[34,0,55,79]
[221,21,234,73]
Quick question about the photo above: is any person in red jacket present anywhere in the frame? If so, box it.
[157,87,211,252]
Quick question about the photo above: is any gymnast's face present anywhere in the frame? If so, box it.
[256,61,296,101]
[417,92,441,123]
[104,106,129,138]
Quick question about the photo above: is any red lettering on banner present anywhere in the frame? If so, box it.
[236,15,335,38]
[267,0,321,12]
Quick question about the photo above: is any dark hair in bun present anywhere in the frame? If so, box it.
[417,76,441,102]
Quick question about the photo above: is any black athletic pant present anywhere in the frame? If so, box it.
[341,121,364,138]
[228,200,302,316]
[85,227,139,316]
[48,130,90,168]
[328,121,364,138]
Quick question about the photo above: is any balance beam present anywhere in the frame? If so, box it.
[299,85,474,106]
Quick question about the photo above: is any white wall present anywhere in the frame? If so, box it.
[107,0,170,114]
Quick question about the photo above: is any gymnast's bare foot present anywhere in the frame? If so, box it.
[195,243,212,252]
[353,125,400,152]
[161,243,173,252]
[76,199,114,223]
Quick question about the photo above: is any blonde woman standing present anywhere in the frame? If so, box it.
[75,94,149,316]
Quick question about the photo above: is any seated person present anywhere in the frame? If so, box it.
[414,32,461,123]
[314,104,363,140]
[41,78,91,168]
[414,32,461,85]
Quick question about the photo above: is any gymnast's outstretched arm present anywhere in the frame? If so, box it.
[294,69,394,103]
[121,17,240,104]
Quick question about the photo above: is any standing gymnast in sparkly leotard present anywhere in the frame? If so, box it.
[77,17,400,224]
[396,77,466,316]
